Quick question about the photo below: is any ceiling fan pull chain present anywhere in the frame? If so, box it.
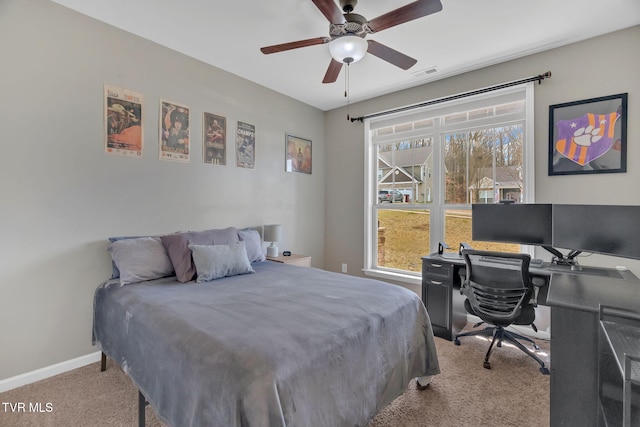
[345,62,350,121]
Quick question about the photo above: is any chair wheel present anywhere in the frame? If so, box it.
[454,339,460,346]
[483,362,491,369]
[540,367,550,375]
[532,344,540,351]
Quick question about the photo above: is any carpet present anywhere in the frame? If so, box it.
[0,334,550,426]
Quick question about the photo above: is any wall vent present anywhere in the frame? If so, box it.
[411,67,439,78]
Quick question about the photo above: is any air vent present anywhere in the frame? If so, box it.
[411,67,439,78]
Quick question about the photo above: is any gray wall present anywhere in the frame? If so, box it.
[324,26,640,295]
[0,0,325,380]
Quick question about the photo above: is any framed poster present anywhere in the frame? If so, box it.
[236,121,255,169]
[285,134,312,174]
[104,85,143,158]
[160,100,190,162]
[548,93,627,175]
[203,112,226,165]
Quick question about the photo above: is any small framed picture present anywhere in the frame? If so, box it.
[548,93,627,176]
[160,100,190,163]
[203,112,226,165]
[285,134,312,174]
[104,85,143,158]
[236,121,255,169]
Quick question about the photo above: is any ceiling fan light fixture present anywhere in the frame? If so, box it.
[329,35,368,64]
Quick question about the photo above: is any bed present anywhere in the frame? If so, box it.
[93,229,440,427]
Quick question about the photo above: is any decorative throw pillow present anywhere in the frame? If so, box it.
[237,228,266,263]
[108,237,175,285]
[189,241,255,283]
[161,227,240,282]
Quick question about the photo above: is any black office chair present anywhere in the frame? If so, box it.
[454,249,549,375]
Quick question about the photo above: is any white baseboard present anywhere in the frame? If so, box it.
[466,314,551,341]
[0,351,102,393]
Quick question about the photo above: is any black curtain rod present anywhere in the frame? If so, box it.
[350,71,552,123]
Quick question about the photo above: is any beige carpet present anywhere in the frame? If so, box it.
[0,334,550,426]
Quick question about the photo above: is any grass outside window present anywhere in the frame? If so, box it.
[377,209,519,273]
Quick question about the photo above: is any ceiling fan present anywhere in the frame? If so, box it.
[260,0,443,84]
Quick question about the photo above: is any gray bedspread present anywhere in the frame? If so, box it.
[92,262,440,427]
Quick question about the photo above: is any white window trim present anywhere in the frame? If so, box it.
[362,267,422,286]
[363,83,535,283]
[363,119,377,277]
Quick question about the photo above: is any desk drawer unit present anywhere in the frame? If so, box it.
[422,259,454,340]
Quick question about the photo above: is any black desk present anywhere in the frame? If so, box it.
[422,253,640,427]
[546,268,640,426]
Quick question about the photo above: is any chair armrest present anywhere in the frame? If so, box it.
[458,267,467,294]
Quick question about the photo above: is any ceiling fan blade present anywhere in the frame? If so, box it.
[260,37,331,54]
[323,59,343,83]
[367,0,442,33]
[311,0,346,24]
[367,40,417,70]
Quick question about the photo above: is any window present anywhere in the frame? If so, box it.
[364,84,535,282]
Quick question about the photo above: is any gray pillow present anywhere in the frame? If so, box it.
[108,237,175,285]
[108,235,148,278]
[161,227,240,282]
[237,228,266,263]
[189,241,255,283]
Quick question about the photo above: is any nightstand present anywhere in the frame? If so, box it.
[266,253,311,267]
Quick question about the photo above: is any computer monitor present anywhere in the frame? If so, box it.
[552,204,640,260]
[472,203,553,246]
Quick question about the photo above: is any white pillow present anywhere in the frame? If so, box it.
[189,241,255,283]
[108,237,175,285]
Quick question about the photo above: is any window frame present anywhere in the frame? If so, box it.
[363,83,535,285]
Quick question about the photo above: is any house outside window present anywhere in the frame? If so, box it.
[363,84,535,282]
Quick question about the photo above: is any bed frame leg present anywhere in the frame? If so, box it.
[138,390,148,427]
[416,375,433,390]
[100,352,107,372]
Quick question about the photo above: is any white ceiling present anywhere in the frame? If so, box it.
[51,0,640,111]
